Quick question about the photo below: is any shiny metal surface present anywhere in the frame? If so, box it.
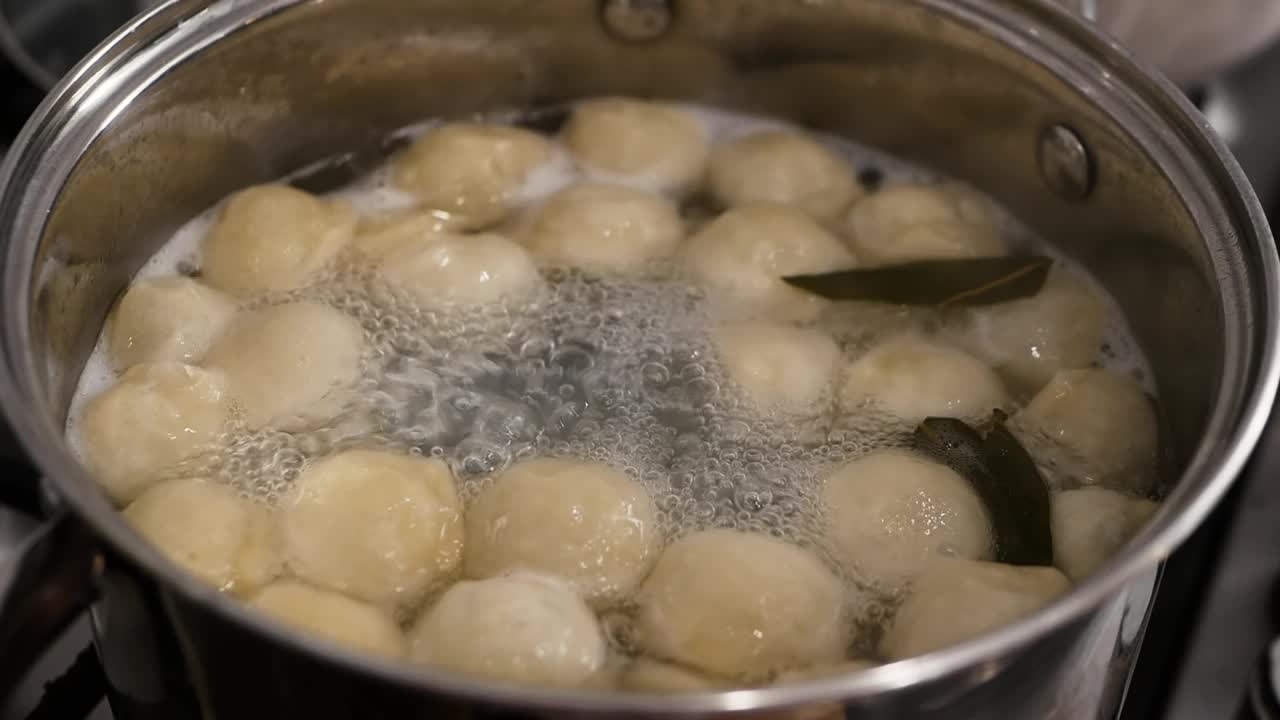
[1037,124,1095,201]
[0,0,1274,717]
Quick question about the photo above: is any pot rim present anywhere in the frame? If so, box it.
[0,0,1275,713]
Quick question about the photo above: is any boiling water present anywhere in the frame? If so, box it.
[65,103,1156,665]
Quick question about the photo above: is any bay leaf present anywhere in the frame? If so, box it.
[913,414,1054,567]
[783,256,1053,306]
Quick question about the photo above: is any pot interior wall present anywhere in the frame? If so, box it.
[29,0,1236,491]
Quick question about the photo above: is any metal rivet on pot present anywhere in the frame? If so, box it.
[601,0,673,43]
[1038,124,1095,201]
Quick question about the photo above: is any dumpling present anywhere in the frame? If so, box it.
[79,362,229,504]
[409,571,606,688]
[107,276,238,371]
[1016,368,1158,492]
[519,183,684,273]
[377,233,543,307]
[203,302,364,430]
[392,123,554,227]
[354,209,465,258]
[879,557,1071,659]
[843,183,1005,265]
[821,449,992,585]
[619,659,728,693]
[708,131,859,220]
[714,322,840,412]
[682,203,856,322]
[202,185,356,296]
[947,268,1107,393]
[464,457,660,605]
[124,477,279,593]
[635,529,846,680]
[838,332,1008,423]
[1051,487,1157,581]
[280,449,463,608]
[563,99,709,195]
[248,580,406,660]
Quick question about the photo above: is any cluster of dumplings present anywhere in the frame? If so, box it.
[73,97,1163,692]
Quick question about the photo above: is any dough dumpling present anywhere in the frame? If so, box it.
[248,580,406,660]
[619,659,728,693]
[464,458,660,604]
[709,131,859,219]
[354,209,464,258]
[107,277,237,371]
[80,362,229,504]
[378,233,543,307]
[563,99,709,195]
[520,183,683,273]
[410,571,606,688]
[1051,487,1157,581]
[281,450,463,608]
[879,558,1071,659]
[204,302,364,429]
[1017,368,1158,491]
[202,185,356,296]
[822,449,992,585]
[838,332,1008,423]
[949,268,1107,392]
[124,477,279,593]
[682,204,855,322]
[392,123,553,227]
[714,322,840,411]
[844,183,1005,265]
[635,529,846,680]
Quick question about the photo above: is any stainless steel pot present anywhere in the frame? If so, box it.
[0,1,1275,718]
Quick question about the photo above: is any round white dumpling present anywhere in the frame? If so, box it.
[879,557,1071,659]
[464,457,660,605]
[203,302,364,430]
[377,233,543,307]
[714,322,840,412]
[1051,487,1157,581]
[619,659,728,694]
[843,183,1005,265]
[392,123,553,227]
[354,209,465,258]
[838,332,1008,423]
[948,268,1107,393]
[563,98,709,195]
[1016,368,1158,491]
[409,571,606,688]
[821,449,992,585]
[682,203,856,322]
[635,529,847,680]
[202,185,356,296]
[248,580,406,660]
[107,277,238,371]
[520,183,683,273]
[281,449,463,608]
[709,131,859,219]
[124,477,280,593]
[79,362,229,504]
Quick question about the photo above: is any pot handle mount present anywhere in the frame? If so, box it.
[0,472,104,703]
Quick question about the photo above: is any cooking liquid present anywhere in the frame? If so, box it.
[64,104,1157,671]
